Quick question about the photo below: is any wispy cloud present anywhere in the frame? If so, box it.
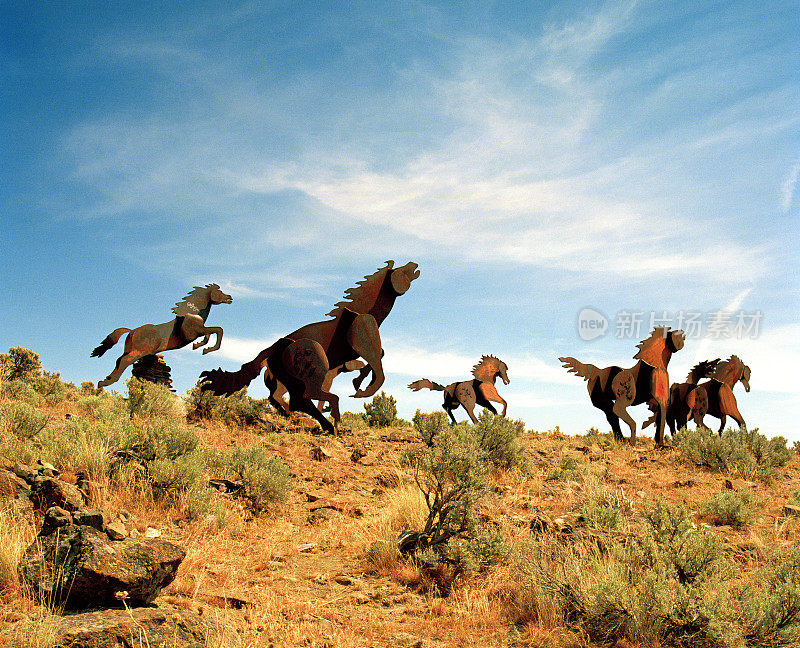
[782,163,799,213]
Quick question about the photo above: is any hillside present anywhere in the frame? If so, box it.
[1,355,799,648]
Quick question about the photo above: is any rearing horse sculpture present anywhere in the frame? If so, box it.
[91,284,232,389]
[408,355,509,424]
[200,261,420,434]
[559,327,685,446]
[692,355,750,434]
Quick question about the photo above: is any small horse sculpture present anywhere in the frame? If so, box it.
[92,284,232,389]
[560,327,685,446]
[200,261,420,434]
[408,355,509,424]
[643,359,719,435]
[692,355,750,434]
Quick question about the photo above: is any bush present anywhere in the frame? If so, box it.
[148,451,206,496]
[701,491,760,528]
[547,455,587,482]
[580,487,635,531]
[0,401,50,439]
[471,410,525,470]
[364,391,398,427]
[674,426,792,482]
[412,409,448,446]
[127,378,182,420]
[340,411,369,429]
[738,546,800,646]
[0,347,42,381]
[224,445,292,512]
[185,383,271,429]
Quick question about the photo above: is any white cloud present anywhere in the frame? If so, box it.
[782,162,799,212]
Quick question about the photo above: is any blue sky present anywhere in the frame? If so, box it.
[2,1,798,439]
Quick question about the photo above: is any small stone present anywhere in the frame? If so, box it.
[106,521,127,540]
[388,430,416,443]
[350,447,367,462]
[674,479,696,488]
[307,507,341,525]
[12,462,36,483]
[129,528,141,539]
[312,574,328,584]
[144,527,161,538]
[297,543,317,553]
[117,509,130,522]
[334,575,354,586]
[724,478,754,491]
[42,506,72,530]
[73,510,105,531]
[36,460,59,477]
[377,472,400,488]
[310,445,331,461]
[784,504,800,517]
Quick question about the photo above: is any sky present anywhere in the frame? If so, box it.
[2,1,798,440]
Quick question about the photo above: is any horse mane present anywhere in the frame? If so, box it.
[710,355,745,386]
[633,327,674,369]
[326,261,394,318]
[472,355,504,382]
[686,359,720,384]
[172,284,219,316]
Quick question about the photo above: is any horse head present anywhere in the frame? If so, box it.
[208,284,233,305]
[667,329,685,353]
[390,261,421,295]
[496,360,510,385]
[740,364,751,392]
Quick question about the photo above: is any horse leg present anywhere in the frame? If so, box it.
[611,371,636,443]
[279,339,336,433]
[346,314,384,398]
[479,383,507,417]
[455,382,479,424]
[718,385,745,432]
[264,372,291,417]
[603,409,624,441]
[98,350,144,388]
[192,334,210,350]
[717,415,726,436]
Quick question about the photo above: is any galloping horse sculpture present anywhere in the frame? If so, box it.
[559,327,685,446]
[643,359,719,435]
[200,261,420,434]
[92,284,232,389]
[408,355,509,424]
[692,355,750,434]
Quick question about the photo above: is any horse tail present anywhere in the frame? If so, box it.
[199,340,281,397]
[91,328,131,357]
[408,379,446,392]
[558,357,598,382]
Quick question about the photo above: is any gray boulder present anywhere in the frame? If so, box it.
[29,476,85,511]
[18,522,185,609]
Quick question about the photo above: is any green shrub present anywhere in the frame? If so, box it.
[127,378,181,420]
[0,401,49,439]
[674,426,792,482]
[0,347,42,381]
[340,411,368,429]
[412,409,448,446]
[738,546,800,647]
[32,371,73,403]
[0,379,42,405]
[364,391,398,427]
[471,410,525,470]
[701,491,760,528]
[225,445,292,512]
[185,383,271,429]
[148,451,206,496]
[580,488,634,531]
[186,482,227,526]
[547,455,587,482]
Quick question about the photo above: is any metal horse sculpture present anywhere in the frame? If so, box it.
[643,359,720,435]
[200,261,420,434]
[408,355,509,424]
[559,327,685,446]
[92,284,232,389]
[691,355,750,434]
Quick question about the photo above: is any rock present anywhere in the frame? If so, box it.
[106,520,127,540]
[54,606,205,648]
[198,588,254,609]
[208,478,244,494]
[392,631,425,647]
[42,506,72,530]
[18,523,186,608]
[307,507,341,525]
[334,575,355,585]
[674,479,696,488]
[12,462,36,483]
[0,469,30,497]
[297,543,317,553]
[129,528,141,539]
[145,527,161,538]
[784,504,800,517]
[117,508,131,522]
[350,447,367,462]
[377,472,400,489]
[73,509,105,531]
[36,460,60,477]
[29,476,85,512]
[310,445,331,461]
[724,478,754,491]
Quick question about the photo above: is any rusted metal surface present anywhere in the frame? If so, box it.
[559,327,685,446]
[91,284,232,389]
[200,261,420,434]
[643,359,719,435]
[408,355,509,424]
[691,355,750,434]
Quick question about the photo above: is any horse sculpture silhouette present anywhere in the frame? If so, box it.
[199,261,420,434]
[408,355,509,424]
[643,359,719,435]
[691,355,750,434]
[559,327,685,446]
[91,284,232,389]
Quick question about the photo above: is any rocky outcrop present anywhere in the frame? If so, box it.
[54,606,205,648]
[18,516,185,609]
